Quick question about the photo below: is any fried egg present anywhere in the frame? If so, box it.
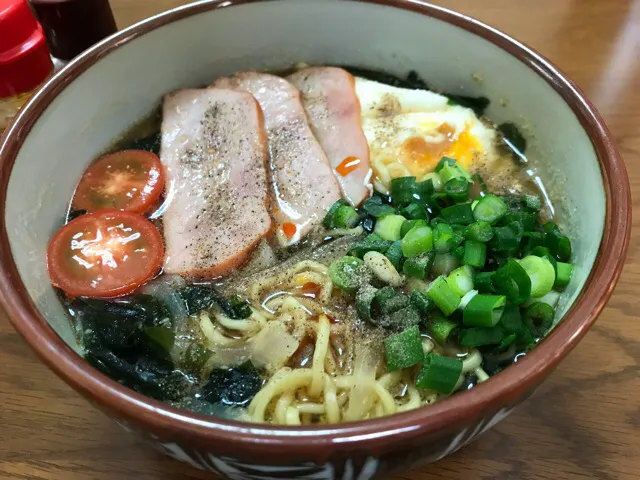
[354,77,497,192]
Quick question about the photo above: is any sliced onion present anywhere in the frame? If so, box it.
[250,321,300,370]
[141,274,188,322]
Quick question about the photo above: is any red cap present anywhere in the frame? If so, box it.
[0,0,53,98]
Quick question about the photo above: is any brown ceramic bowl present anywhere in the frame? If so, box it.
[0,0,631,478]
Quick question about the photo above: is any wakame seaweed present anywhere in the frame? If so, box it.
[446,94,491,117]
[498,122,527,157]
[126,132,162,155]
[200,362,264,407]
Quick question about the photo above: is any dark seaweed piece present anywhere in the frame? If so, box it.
[179,285,220,315]
[86,350,192,401]
[126,132,162,155]
[227,295,253,319]
[75,295,171,352]
[498,122,527,158]
[200,362,263,407]
[67,209,87,222]
[360,215,375,233]
[446,95,491,117]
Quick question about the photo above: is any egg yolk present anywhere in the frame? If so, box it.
[399,123,482,177]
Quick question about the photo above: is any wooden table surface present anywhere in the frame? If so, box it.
[1,0,639,479]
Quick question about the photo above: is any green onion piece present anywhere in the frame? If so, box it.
[439,163,462,185]
[499,302,522,334]
[390,176,417,207]
[427,315,459,344]
[362,196,396,218]
[522,231,546,253]
[384,305,422,329]
[416,353,463,394]
[446,265,474,297]
[499,333,518,350]
[441,203,475,225]
[329,256,367,293]
[543,222,572,261]
[452,245,466,261]
[426,276,461,316]
[555,262,574,289]
[379,293,411,315]
[464,221,494,242]
[374,214,407,241]
[333,205,360,229]
[463,240,486,268]
[523,302,554,337]
[473,194,508,224]
[474,271,495,293]
[420,174,441,193]
[518,255,555,298]
[433,223,455,253]
[400,202,428,220]
[348,233,392,258]
[503,211,537,232]
[145,326,175,353]
[492,259,531,304]
[529,246,552,258]
[459,289,479,309]
[521,194,542,212]
[444,178,469,203]
[384,240,404,270]
[463,294,506,327]
[323,199,348,228]
[355,285,377,323]
[401,219,425,238]
[435,156,456,173]
[403,252,435,279]
[410,290,432,314]
[384,326,425,371]
[459,326,505,347]
[401,224,434,257]
[431,253,460,276]
[490,222,523,253]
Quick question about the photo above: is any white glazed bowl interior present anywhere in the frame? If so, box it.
[5,0,604,351]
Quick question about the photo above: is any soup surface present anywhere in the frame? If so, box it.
[47,66,573,425]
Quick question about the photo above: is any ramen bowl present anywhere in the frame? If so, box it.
[0,0,630,478]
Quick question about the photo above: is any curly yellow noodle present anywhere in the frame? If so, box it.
[309,315,331,398]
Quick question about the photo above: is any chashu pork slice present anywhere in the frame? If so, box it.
[212,72,341,246]
[288,67,371,206]
[161,88,271,278]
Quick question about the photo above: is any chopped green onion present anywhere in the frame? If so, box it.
[458,289,479,309]
[384,306,422,329]
[499,333,517,350]
[447,265,474,297]
[433,223,455,253]
[463,240,486,268]
[431,253,460,276]
[518,255,555,298]
[498,302,522,334]
[463,294,506,327]
[543,222,572,261]
[464,221,494,242]
[521,194,542,212]
[384,326,425,371]
[335,205,360,229]
[401,219,425,237]
[400,202,428,220]
[401,224,434,257]
[426,276,461,316]
[474,271,495,293]
[452,245,466,261]
[362,196,396,218]
[374,214,407,241]
[459,326,505,347]
[490,222,523,252]
[329,256,367,293]
[441,203,475,225]
[355,285,377,323]
[384,240,404,270]
[410,290,432,314]
[555,262,574,289]
[420,173,441,193]
[503,211,537,232]
[378,293,410,315]
[522,231,546,253]
[416,353,463,394]
[473,194,508,224]
[444,178,469,203]
[323,199,348,228]
[523,302,554,337]
[427,314,459,344]
[390,176,418,206]
[403,252,435,279]
[348,233,392,258]
[492,259,531,304]
[435,156,456,173]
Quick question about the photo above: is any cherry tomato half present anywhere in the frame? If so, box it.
[47,210,164,298]
[72,150,165,213]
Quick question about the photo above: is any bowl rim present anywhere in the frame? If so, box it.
[0,0,631,457]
